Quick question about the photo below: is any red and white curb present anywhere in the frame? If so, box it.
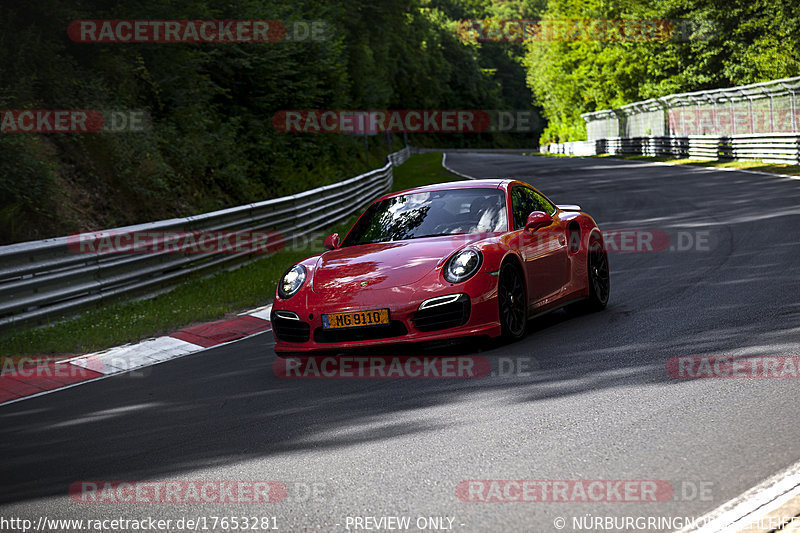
[0,304,272,407]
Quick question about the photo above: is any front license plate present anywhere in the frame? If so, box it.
[322,309,390,329]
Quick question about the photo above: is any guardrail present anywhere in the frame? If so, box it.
[0,146,411,332]
[542,134,800,164]
[542,141,598,157]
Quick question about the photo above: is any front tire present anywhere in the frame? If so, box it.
[498,261,527,340]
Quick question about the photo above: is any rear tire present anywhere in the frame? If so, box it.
[498,261,527,340]
[581,235,610,312]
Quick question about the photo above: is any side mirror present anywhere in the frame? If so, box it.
[524,211,552,231]
[323,233,341,250]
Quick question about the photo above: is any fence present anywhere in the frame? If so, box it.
[543,77,800,164]
[583,77,800,139]
[0,146,410,332]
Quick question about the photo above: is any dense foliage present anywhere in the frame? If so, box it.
[0,0,539,243]
[2,0,792,242]
[525,0,800,142]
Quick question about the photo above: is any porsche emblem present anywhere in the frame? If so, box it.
[360,281,368,287]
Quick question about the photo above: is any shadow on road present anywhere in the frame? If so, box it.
[1,153,798,506]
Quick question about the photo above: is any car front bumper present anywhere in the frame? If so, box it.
[271,274,501,354]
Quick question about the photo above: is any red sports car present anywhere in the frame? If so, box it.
[271,179,609,354]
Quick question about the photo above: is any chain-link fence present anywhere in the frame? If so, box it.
[583,77,800,140]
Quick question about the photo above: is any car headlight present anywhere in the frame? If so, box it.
[278,264,307,299]
[444,248,482,283]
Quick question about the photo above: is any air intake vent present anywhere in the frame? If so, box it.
[271,313,311,343]
[413,294,470,332]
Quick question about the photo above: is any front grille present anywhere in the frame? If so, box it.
[313,321,408,343]
[271,314,311,343]
[413,294,471,332]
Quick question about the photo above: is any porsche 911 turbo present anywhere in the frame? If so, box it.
[271,179,609,354]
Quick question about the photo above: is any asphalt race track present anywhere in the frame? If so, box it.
[2,153,799,532]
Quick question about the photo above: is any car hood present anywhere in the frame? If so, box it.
[312,236,483,293]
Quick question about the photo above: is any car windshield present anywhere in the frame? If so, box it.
[342,188,507,246]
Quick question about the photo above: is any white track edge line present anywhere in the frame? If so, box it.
[442,153,478,180]
[675,459,800,533]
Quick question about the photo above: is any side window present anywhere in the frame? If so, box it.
[510,186,555,230]
[529,189,556,215]
[510,186,531,230]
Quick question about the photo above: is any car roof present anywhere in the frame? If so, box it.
[381,179,513,200]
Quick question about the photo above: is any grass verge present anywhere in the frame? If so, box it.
[0,152,461,356]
